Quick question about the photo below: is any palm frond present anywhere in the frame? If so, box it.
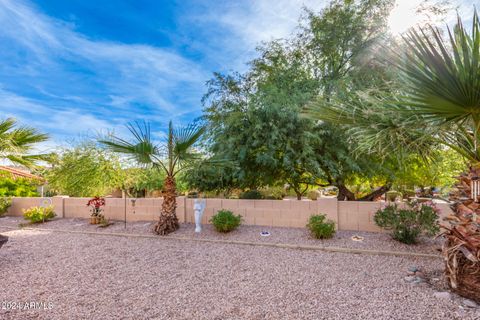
[397,12,480,125]
[0,118,49,167]
[100,120,205,176]
[171,122,205,173]
[173,123,205,156]
[99,121,161,166]
[305,92,438,159]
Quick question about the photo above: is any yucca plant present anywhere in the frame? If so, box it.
[0,118,49,167]
[100,121,204,235]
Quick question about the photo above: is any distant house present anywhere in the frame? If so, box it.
[0,166,47,196]
[0,166,44,181]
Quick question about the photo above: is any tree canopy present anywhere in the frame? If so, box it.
[193,0,423,200]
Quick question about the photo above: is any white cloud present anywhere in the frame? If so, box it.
[0,0,207,116]
[0,88,125,145]
[217,0,326,46]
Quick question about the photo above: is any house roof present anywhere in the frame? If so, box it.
[0,166,44,181]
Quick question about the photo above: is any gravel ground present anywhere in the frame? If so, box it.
[0,218,479,319]
[0,216,443,255]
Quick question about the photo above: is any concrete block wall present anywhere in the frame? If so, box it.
[6,196,454,233]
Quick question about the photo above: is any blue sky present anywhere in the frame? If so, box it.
[0,0,475,151]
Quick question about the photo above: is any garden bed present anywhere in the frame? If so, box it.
[0,216,443,255]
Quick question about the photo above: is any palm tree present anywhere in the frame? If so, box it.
[397,12,480,302]
[308,12,480,302]
[100,121,204,235]
[0,118,49,167]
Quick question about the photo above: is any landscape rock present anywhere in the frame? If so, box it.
[434,292,452,300]
[463,299,478,308]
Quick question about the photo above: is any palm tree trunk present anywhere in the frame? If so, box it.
[444,165,480,303]
[154,175,179,235]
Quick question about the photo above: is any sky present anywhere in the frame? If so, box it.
[0,0,476,151]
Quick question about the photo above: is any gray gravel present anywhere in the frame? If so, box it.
[0,216,443,255]
[0,218,479,319]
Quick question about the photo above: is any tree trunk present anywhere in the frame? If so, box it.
[357,183,392,202]
[154,175,179,235]
[337,184,355,201]
[291,184,308,200]
[296,191,302,200]
[443,165,480,303]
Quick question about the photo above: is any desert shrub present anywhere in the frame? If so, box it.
[308,190,320,200]
[23,206,56,223]
[0,197,11,216]
[385,191,401,202]
[239,190,263,199]
[260,187,285,200]
[307,214,336,239]
[210,210,242,232]
[374,201,439,244]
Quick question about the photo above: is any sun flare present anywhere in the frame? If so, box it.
[388,0,424,34]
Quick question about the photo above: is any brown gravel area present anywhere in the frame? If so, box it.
[0,217,479,319]
[0,216,443,255]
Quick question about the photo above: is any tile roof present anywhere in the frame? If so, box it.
[0,166,44,181]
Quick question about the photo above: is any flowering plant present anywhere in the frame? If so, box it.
[87,196,105,217]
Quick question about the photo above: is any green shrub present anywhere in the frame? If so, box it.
[374,201,439,244]
[239,190,263,199]
[0,197,11,216]
[260,187,285,200]
[23,206,56,223]
[0,174,39,197]
[307,214,336,239]
[210,210,242,232]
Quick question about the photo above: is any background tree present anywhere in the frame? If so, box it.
[0,118,49,167]
[101,121,204,235]
[122,167,165,197]
[393,149,466,197]
[46,143,124,197]
[198,0,398,200]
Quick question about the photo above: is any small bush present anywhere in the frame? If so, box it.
[308,190,319,201]
[210,210,242,232]
[260,187,285,200]
[307,214,336,239]
[385,191,401,202]
[23,206,56,223]
[374,201,439,244]
[0,197,11,216]
[239,190,263,199]
[186,191,198,198]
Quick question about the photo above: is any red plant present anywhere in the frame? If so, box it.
[87,197,105,216]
